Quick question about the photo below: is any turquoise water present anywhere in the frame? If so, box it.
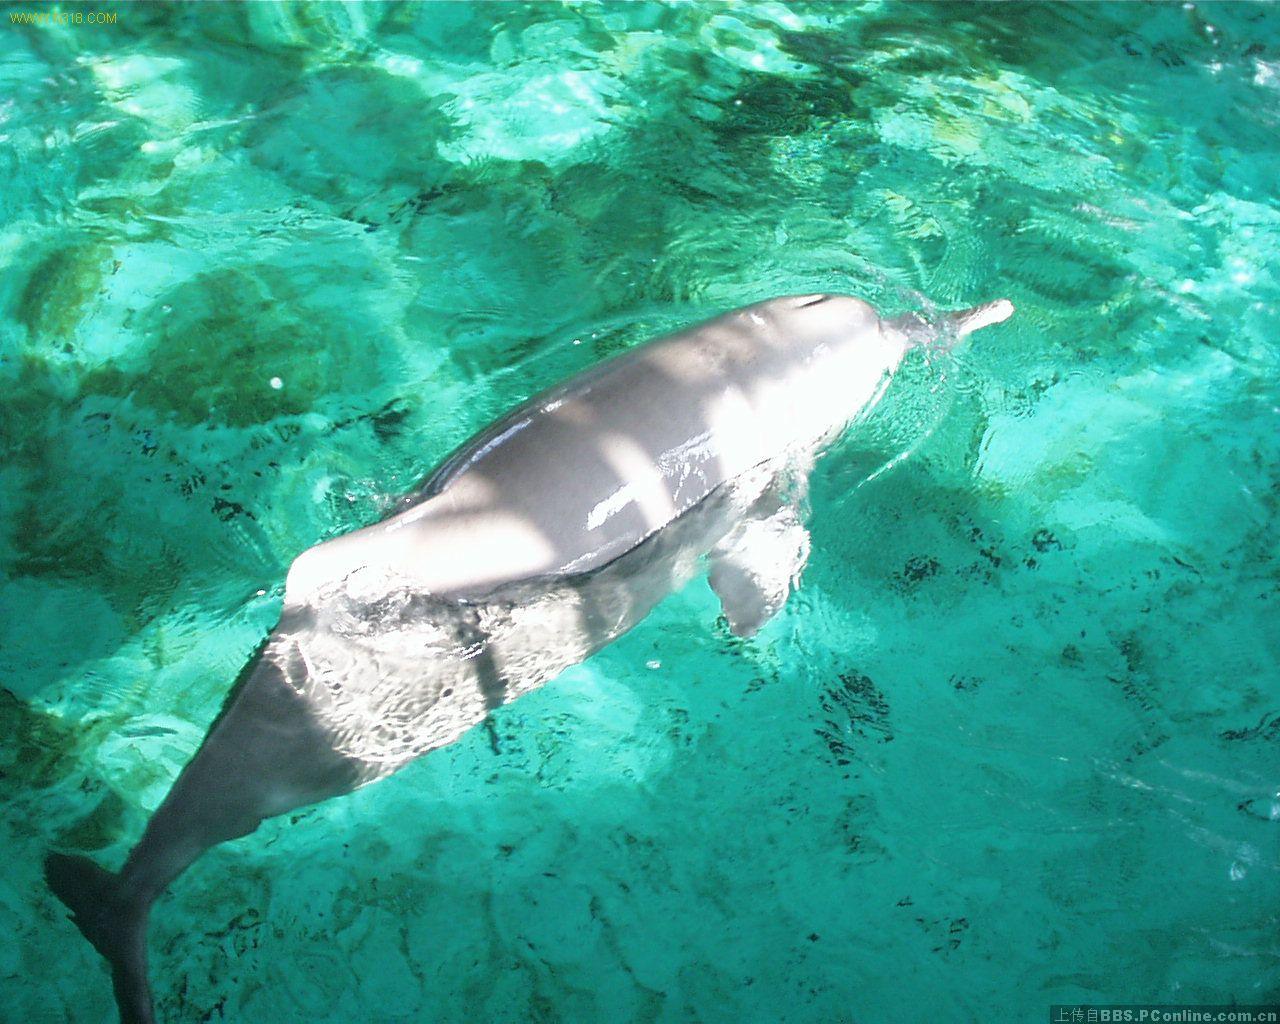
[3,1,1279,1020]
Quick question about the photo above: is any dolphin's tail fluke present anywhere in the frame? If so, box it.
[886,298,1015,351]
[45,852,155,1024]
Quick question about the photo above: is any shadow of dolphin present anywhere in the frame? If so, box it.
[45,292,1013,1023]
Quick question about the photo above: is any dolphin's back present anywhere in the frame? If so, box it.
[286,295,884,603]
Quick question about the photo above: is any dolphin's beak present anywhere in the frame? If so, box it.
[947,298,1015,338]
[885,298,1015,352]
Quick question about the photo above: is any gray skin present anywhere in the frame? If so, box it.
[44,293,1013,1024]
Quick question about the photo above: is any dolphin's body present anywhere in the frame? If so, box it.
[45,293,1013,1023]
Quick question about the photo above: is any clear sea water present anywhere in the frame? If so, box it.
[2,2,1278,1021]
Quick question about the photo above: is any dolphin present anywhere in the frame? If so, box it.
[45,292,1013,1023]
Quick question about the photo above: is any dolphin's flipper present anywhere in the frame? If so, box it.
[708,467,811,638]
[708,510,810,637]
[44,853,153,1024]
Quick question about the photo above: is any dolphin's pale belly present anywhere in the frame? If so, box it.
[281,463,777,777]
